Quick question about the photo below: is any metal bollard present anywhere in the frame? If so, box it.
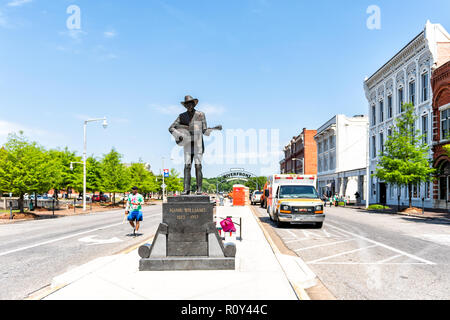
[9,201,13,220]
[52,198,55,216]
[74,198,76,213]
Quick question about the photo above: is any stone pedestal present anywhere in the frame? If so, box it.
[139,196,236,271]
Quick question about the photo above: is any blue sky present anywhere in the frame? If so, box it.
[1,0,450,177]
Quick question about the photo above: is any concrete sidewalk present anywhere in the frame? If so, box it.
[42,205,300,300]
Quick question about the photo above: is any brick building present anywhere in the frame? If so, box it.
[432,60,450,208]
[280,128,317,175]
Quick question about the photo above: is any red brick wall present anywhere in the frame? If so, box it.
[432,60,450,200]
[304,129,318,175]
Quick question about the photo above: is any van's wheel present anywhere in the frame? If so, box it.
[276,215,285,228]
[315,222,323,229]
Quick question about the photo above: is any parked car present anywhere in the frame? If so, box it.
[77,195,92,202]
[92,194,109,202]
[251,191,263,205]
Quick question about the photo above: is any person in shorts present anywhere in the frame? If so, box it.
[125,186,144,236]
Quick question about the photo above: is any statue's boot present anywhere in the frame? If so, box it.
[182,166,191,195]
[195,164,203,195]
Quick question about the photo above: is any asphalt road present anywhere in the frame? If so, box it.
[255,205,450,300]
[0,204,162,300]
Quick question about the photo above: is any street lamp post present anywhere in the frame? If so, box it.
[83,118,108,211]
[292,158,305,175]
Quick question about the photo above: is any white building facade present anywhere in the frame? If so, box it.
[363,21,450,208]
[315,114,369,204]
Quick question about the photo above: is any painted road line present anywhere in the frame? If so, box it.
[295,239,357,252]
[284,238,312,244]
[285,230,299,239]
[307,245,378,264]
[308,262,428,265]
[326,223,436,265]
[0,213,161,257]
[376,254,403,264]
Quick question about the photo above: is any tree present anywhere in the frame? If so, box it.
[127,162,158,196]
[374,103,435,209]
[100,148,130,204]
[165,169,183,193]
[0,133,58,212]
[245,177,267,191]
[48,147,82,201]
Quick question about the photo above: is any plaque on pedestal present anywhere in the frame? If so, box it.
[139,196,236,271]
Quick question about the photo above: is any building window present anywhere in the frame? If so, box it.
[372,136,377,158]
[388,128,392,137]
[388,95,393,119]
[372,105,376,125]
[324,139,328,151]
[379,133,384,155]
[422,72,429,102]
[409,81,415,106]
[398,87,404,112]
[324,158,328,171]
[379,100,384,122]
[441,109,450,140]
[413,184,419,199]
[330,135,335,149]
[422,115,428,144]
[425,181,430,199]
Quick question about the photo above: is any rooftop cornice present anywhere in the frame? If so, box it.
[365,31,426,89]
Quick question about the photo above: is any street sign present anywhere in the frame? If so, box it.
[164,169,170,178]
[161,184,167,189]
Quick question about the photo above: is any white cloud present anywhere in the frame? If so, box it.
[104,30,117,39]
[7,0,32,7]
[0,120,50,143]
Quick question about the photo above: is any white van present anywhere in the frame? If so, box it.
[266,174,325,228]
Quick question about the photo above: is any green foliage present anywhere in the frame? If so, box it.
[245,177,267,191]
[48,147,82,195]
[127,162,158,194]
[165,169,183,192]
[368,204,391,210]
[100,148,130,201]
[374,103,436,208]
[0,133,59,212]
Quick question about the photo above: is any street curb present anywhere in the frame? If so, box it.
[249,206,311,301]
[25,235,155,300]
[349,206,450,223]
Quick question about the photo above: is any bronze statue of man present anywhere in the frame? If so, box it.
[169,95,222,195]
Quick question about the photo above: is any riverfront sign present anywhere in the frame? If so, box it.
[217,169,257,182]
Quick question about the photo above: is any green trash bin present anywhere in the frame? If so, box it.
[29,201,34,211]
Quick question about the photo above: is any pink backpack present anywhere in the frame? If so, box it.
[220,217,237,233]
